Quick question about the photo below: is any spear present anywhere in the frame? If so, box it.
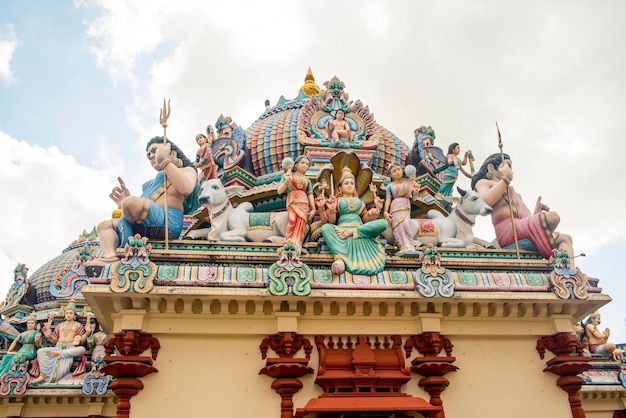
[496,122,520,260]
[160,99,171,251]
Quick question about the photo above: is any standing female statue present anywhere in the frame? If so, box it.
[383,164,419,256]
[277,156,316,254]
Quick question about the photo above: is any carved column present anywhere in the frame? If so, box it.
[537,332,592,418]
[259,332,314,418]
[102,330,161,418]
[405,332,458,418]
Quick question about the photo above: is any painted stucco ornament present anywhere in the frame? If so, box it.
[211,114,251,172]
[549,249,587,300]
[0,355,30,395]
[416,245,454,298]
[82,357,111,395]
[296,76,378,149]
[269,241,311,296]
[50,245,93,298]
[1,263,37,311]
[109,234,156,293]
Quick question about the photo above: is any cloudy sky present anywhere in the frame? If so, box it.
[1,1,624,341]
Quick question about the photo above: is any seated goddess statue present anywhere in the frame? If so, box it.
[316,166,388,275]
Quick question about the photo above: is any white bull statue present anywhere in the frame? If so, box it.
[190,179,289,243]
[382,187,492,249]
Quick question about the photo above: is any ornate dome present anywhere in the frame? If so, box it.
[245,71,408,177]
[25,232,101,305]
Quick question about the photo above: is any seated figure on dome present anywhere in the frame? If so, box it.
[323,109,355,148]
[406,126,448,182]
[581,312,624,359]
[472,153,576,268]
[89,137,197,266]
[31,301,92,384]
[316,166,388,276]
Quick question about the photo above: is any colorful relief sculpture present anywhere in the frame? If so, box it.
[383,163,420,256]
[406,125,448,182]
[212,114,252,172]
[323,109,356,148]
[1,263,37,310]
[581,312,624,359]
[197,179,289,243]
[381,187,492,250]
[0,313,41,376]
[194,133,218,182]
[472,153,576,267]
[296,76,379,150]
[316,154,388,275]
[276,156,316,254]
[437,143,474,198]
[31,300,92,384]
[90,137,198,266]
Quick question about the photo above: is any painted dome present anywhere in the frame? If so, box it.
[25,231,101,305]
[245,71,408,177]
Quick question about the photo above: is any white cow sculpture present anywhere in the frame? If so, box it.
[382,187,492,249]
[190,179,289,243]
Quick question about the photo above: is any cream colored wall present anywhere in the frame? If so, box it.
[130,333,578,418]
[93,291,622,418]
[441,336,572,418]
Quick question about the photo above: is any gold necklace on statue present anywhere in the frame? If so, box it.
[396,180,405,196]
[345,198,357,211]
[294,173,305,189]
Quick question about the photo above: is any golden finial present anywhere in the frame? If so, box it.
[300,67,321,97]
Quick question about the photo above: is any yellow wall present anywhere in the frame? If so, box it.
[130,333,580,418]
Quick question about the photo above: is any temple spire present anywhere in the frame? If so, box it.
[300,67,320,97]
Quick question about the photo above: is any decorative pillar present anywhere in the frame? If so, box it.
[102,330,161,418]
[537,332,592,418]
[259,332,314,418]
[405,332,458,418]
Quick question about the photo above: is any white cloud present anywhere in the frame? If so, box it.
[0,23,18,83]
[0,131,119,299]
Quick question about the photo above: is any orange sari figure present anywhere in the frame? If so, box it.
[277,156,316,253]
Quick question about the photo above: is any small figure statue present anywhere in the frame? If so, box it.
[0,313,41,375]
[276,156,316,254]
[437,143,473,198]
[31,301,92,384]
[90,137,197,266]
[472,153,576,268]
[582,311,624,359]
[194,133,218,182]
[317,167,388,275]
[383,164,419,256]
[323,109,355,147]
[90,330,107,363]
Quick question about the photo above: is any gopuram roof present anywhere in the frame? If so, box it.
[0,69,623,418]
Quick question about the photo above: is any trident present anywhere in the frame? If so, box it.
[160,98,171,251]
[496,122,520,260]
